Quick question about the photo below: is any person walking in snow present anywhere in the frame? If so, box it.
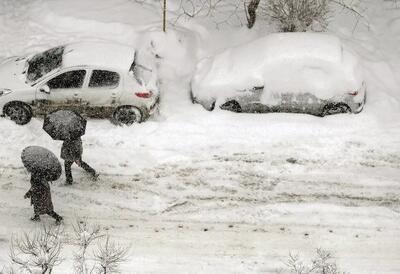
[61,136,98,185]
[24,171,63,224]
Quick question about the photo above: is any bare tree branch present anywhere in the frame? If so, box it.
[93,235,130,274]
[9,224,63,274]
[73,219,104,274]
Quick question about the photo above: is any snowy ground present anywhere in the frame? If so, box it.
[0,0,399,273]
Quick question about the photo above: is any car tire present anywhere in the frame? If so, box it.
[4,102,32,125]
[113,106,143,125]
[220,100,242,113]
[321,103,351,117]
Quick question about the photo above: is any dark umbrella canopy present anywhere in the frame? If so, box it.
[43,110,86,141]
[21,146,62,181]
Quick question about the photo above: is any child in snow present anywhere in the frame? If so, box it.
[61,137,98,185]
[24,171,63,224]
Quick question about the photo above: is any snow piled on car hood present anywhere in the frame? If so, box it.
[191,33,363,102]
[0,57,30,91]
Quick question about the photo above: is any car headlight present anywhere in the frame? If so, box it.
[0,89,12,96]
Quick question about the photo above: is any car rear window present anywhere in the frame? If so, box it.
[89,70,120,88]
[27,46,64,82]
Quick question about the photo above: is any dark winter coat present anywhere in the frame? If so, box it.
[25,173,54,215]
[61,137,83,161]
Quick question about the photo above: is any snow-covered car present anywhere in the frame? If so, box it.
[0,42,159,125]
[191,33,366,116]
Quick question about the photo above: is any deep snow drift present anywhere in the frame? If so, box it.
[0,0,399,273]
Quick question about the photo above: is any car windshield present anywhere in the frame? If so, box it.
[27,46,64,83]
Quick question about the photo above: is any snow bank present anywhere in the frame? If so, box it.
[191,32,364,103]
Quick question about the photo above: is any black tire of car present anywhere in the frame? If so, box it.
[321,103,351,117]
[4,102,32,125]
[113,106,143,126]
[220,100,242,113]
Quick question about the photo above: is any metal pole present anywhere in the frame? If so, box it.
[163,0,167,32]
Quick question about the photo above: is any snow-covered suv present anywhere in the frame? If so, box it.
[191,33,366,116]
[0,42,159,125]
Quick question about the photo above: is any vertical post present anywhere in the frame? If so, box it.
[163,0,167,32]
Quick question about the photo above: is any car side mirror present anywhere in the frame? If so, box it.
[39,85,50,94]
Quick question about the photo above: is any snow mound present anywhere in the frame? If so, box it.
[191,32,364,102]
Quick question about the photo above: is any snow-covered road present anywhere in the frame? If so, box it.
[0,120,399,272]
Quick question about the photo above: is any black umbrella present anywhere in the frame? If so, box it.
[43,110,87,141]
[21,146,62,181]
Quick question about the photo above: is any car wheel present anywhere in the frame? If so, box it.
[321,103,351,116]
[220,100,242,113]
[4,103,32,125]
[113,106,142,125]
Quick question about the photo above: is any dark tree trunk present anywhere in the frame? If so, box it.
[246,0,261,29]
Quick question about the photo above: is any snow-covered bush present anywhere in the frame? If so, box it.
[73,219,103,274]
[262,0,330,32]
[172,0,247,27]
[93,236,129,274]
[253,0,367,31]
[277,248,343,274]
[73,219,130,274]
[8,224,64,274]
[1,220,129,273]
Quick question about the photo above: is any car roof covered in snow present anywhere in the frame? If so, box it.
[192,32,363,100]
[62,42,135,72]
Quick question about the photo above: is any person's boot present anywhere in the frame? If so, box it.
[65,177,73,185]
[30,215,40,222]
[49,211,63,225]
[92,172,99,181]
[55,215,63,225]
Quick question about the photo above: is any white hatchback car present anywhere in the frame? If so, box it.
[0,42,159,125]
[191,33,366,116]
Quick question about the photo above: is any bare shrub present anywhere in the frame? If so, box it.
[72,219,103,274]
[134,0,367,30]
[278,248,343,274]
[93,236,130,274]
[72,219,130,274]
[9,224,64,274]
[2,219,129,273]
[257,0,368,32]
[172,0,246,27]
[261,0,330,32]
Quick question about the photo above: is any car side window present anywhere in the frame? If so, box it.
[88,70,120,88]
[47,70,86,90]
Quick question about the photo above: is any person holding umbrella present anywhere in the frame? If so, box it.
[61,136,97,185]
[43,110,98,185]
[22,146,63,224]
